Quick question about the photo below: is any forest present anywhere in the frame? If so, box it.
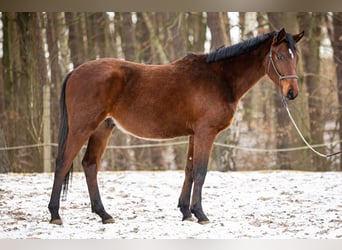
[1,12,342,173]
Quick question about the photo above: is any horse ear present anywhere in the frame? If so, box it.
[293,31,304,43]
[274,28,286,45]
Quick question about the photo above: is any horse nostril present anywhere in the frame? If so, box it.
[287,89,296,100]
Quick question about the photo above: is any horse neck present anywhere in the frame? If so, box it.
[217,39,272,101]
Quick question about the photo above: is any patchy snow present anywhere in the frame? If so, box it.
[0,171,342,239]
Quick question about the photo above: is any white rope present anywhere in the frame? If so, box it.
[281,95,341,158]
[283,102,326,157]
[0,143,48,150]
[213,142,336,153]
[0,139,341,154]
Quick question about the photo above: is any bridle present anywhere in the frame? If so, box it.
[267,48,298,83]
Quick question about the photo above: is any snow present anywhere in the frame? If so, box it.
[1,171,342,239]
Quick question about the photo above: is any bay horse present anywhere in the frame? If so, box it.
[48,28,304,225]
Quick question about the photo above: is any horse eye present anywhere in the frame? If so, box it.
[277,54,284,60]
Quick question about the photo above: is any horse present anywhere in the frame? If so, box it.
[48,28,304,225]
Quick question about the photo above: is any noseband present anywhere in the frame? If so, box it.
[267,48,298,82]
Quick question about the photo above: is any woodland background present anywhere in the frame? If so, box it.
[1,12,342,173]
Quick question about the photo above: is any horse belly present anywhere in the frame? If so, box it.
[111,114,191,141]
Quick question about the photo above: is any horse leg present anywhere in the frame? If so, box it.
[49,135,91,224]
[48,120,101,225]
[190,130,216,224]
[82,118,115,224]
[178,135,195,221]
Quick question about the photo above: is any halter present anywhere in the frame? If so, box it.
[267,48,298,82]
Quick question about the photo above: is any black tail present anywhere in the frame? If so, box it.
[56,71,73,200]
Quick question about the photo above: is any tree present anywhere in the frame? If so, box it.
[332,12,342,171]
[136,12,153,63]
[185,12,207,53]
[46,12,63,147]
[65,12,87,67]
[94,13,116,58]
[298,12,328,170]
[164,12,187,60]
[1,12,48,172]
[142,12,169,64]
[121,12,137,61]
[207,12,230,50]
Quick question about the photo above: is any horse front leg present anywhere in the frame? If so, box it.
[190,130,216,224]
[82,118,115,224]
[178,135,195,221]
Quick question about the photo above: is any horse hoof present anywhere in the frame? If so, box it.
[183,216,196,222]
[198,220,210,225]
[103,217,115,224]
[50,219,63,225]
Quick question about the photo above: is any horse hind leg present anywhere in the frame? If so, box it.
[49,116,106,225]
[49,130,94,225]
[82,118,115,224]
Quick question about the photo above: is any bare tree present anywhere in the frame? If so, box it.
[332,12,342,171]
[207,12,231,50]
[121,12,137,61]
[46,13,63,149]
[185,12,207,53]
[1,13,48,172]
[65,12,87,67]
[298,12,328,170]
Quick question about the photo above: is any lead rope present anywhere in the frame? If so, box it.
[280,93,342,158]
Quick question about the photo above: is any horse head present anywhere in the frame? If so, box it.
[266,28,304,100]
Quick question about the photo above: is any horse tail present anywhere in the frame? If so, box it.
[56,71,73,200]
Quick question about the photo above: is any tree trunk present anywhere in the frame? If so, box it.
[299,12,328,170]
[46,12,63,147]
[207,12,230,50]
[121,12,137,61]
[4,12,47,172]
[35,13,51,172]
[186,12,206,52]
[85,13,97,60]
[158,13,185,60]
[142,12,168,64]
[332,12,342,171]
[94,13,116,58]
[58,13,71,75]
[0,13,13,172]
[136,12,153,63]
[65,12,87,67]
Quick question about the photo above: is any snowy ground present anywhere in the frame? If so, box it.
[0,171,342,239]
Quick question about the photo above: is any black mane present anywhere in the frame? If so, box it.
[206,31,297,63]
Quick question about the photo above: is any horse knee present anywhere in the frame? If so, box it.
[82,158,96,169]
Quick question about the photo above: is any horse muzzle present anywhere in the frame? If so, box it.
[280,79,298,100]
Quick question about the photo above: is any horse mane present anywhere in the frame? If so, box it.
[206,31,298,63]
